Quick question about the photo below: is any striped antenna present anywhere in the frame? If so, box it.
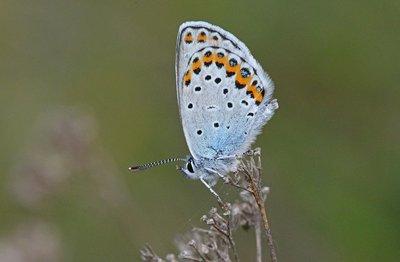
[129,157,186,172]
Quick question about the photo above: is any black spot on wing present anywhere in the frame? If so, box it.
[235,81,246,89]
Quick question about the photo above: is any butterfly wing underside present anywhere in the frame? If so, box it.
[176,21,277,160]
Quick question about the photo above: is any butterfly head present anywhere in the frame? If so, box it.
[178,156,200,180]
[178,156,221,186]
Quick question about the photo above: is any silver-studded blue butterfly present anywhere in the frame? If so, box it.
[130,21,278,197]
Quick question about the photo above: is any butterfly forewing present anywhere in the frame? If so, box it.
[176,21,276,160]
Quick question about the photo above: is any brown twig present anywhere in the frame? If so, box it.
[243,154,278,262]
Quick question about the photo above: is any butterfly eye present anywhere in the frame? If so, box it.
[187,161,194,173]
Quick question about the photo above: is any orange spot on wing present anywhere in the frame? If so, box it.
[215,55,227,67]
[191,58,202,73]
[184,33,193,43]
[202,52,215,65]
[254,92,263,104]
[184,70,192,86]
[246,82,264,104]
[197,32,207,43]
[226,62,239,76]
[235,70,252,87]
[247,84,257,94]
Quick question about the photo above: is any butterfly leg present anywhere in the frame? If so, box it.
[205,167,225,178]
[216,155,236,160]
[200,177,224,207]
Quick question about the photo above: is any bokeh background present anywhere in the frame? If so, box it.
[1,0,399,261]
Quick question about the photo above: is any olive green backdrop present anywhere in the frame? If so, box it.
[1,0,399,261]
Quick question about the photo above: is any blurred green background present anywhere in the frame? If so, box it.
[1,0,399,261]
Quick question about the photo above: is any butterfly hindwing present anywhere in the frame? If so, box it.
[176,21,277,159]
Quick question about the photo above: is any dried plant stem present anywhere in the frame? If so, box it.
[247,172,277,262]
[179,255,203,262]
[226,219,239,262]
[255,209,262,262]
[188,240,208,261]
[214,209,240,262]
[139,149,278,262]
[213,197,240,262]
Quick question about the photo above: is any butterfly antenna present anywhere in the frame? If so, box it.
[129,157,186,172]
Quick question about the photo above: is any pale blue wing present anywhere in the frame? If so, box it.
[176,21,277,159]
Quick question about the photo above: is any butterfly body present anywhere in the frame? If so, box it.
[175,21,278,185]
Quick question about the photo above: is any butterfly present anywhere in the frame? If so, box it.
[130,21,278,197]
